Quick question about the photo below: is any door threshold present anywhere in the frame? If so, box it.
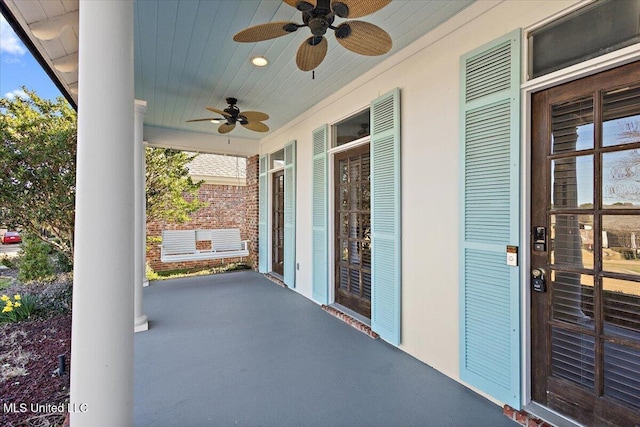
[522,402,585,427]
[322,304,378,339]
[264,273,286,288]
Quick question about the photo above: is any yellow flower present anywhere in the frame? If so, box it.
[0,295,9,302]
[13,302,21,308]
[13,295,20,301]
[5,301,13,308]
[2,306,13,313]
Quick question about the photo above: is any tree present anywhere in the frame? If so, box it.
[1,88,205,266]
[0,89,76,262]
[145,147,205,223]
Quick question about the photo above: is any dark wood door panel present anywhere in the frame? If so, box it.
[531,61,640,425]
[272,170,284,276]
[334,144,371,318]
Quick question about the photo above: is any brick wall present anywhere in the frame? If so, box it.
[146,155,259,272]
[245,155,259,270]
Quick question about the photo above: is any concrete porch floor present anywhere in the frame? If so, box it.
[134,271,517,426]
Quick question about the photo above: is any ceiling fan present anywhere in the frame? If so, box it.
[186,97,269,134]
[233,0,393,71]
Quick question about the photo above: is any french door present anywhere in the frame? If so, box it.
[334,144,371,318]
[531,62,640,426]
[272,170,285,276]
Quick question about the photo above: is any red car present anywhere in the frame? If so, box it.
[2,231,21,244]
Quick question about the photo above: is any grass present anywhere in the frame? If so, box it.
[0,277,11,290]
[146,262,251,281]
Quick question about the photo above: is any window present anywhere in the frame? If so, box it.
[270,148,284,170]
[528,0,640,79]
[333,109,370,147]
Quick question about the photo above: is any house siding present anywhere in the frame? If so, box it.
[259,0,583,407]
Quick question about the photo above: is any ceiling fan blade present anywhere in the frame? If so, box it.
[284,0,317,11]
[335,21,392,56]
[206,107,231,117]
[185,117,224,123]
[331,0,391,18]
[296,36,328,71]
[242,111,270,122]
[218,123,236,134]
[242,121,270,132]
[233,21,299,43]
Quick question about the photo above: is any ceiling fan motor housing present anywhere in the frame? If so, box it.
[308,17,330,36]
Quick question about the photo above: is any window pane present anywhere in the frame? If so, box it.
[528,0,640,79]
[604,341,640,410]
[334,109,370,146]
[602,215,640,275]
[552,270,595,327]
[551,97,594,153]
[603,85,640,147]
[602,150,640,208]
[551,327,595,389]
[551,155,593,209]
[603,278,640,338]
[270,149,284,169]
[551,214,594,268]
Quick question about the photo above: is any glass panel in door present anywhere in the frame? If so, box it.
[272,170,285,276]
[334,144,371,318]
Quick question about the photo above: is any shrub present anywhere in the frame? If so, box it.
[36,275,72,317]
[52,249,73,273]
[1,255,15,269]
[17,233,54,282]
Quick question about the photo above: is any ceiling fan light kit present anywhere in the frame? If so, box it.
[186,97,270,134]
[234,0,393,71]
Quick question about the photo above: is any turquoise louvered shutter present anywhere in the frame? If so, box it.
[284,140,296,288]
[312,125,328,304]
[370,88,401,346]
[459,29,521,409]
[258,155,268,273]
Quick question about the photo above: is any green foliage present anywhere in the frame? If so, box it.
[36,276,72,317]
[146,262,250,281]
[1,90,206,271]
[145,147,206,223]
[53,249,73,273]
[0,294,38,323]
[1,255,15,269]
[0,89,76,261]
[17,233,54,283]
[0,277,11,290]
[146,263,161,281]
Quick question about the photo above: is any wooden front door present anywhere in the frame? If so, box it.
[334,144,371,318]
[272,170,285,276]
[531,62,640,426]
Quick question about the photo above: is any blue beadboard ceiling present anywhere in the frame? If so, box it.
[133,0,474,140]
[2,0,474,141]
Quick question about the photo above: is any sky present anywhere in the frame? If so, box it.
[0,15,62,101]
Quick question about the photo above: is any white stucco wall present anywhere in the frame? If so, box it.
[260,0,582,400]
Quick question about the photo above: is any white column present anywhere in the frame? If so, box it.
[134,100,149,333]
[71,1,134,425]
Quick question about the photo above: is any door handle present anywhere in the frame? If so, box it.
[532,268,546,293]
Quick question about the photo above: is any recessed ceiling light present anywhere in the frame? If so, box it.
[251,56,268,67]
